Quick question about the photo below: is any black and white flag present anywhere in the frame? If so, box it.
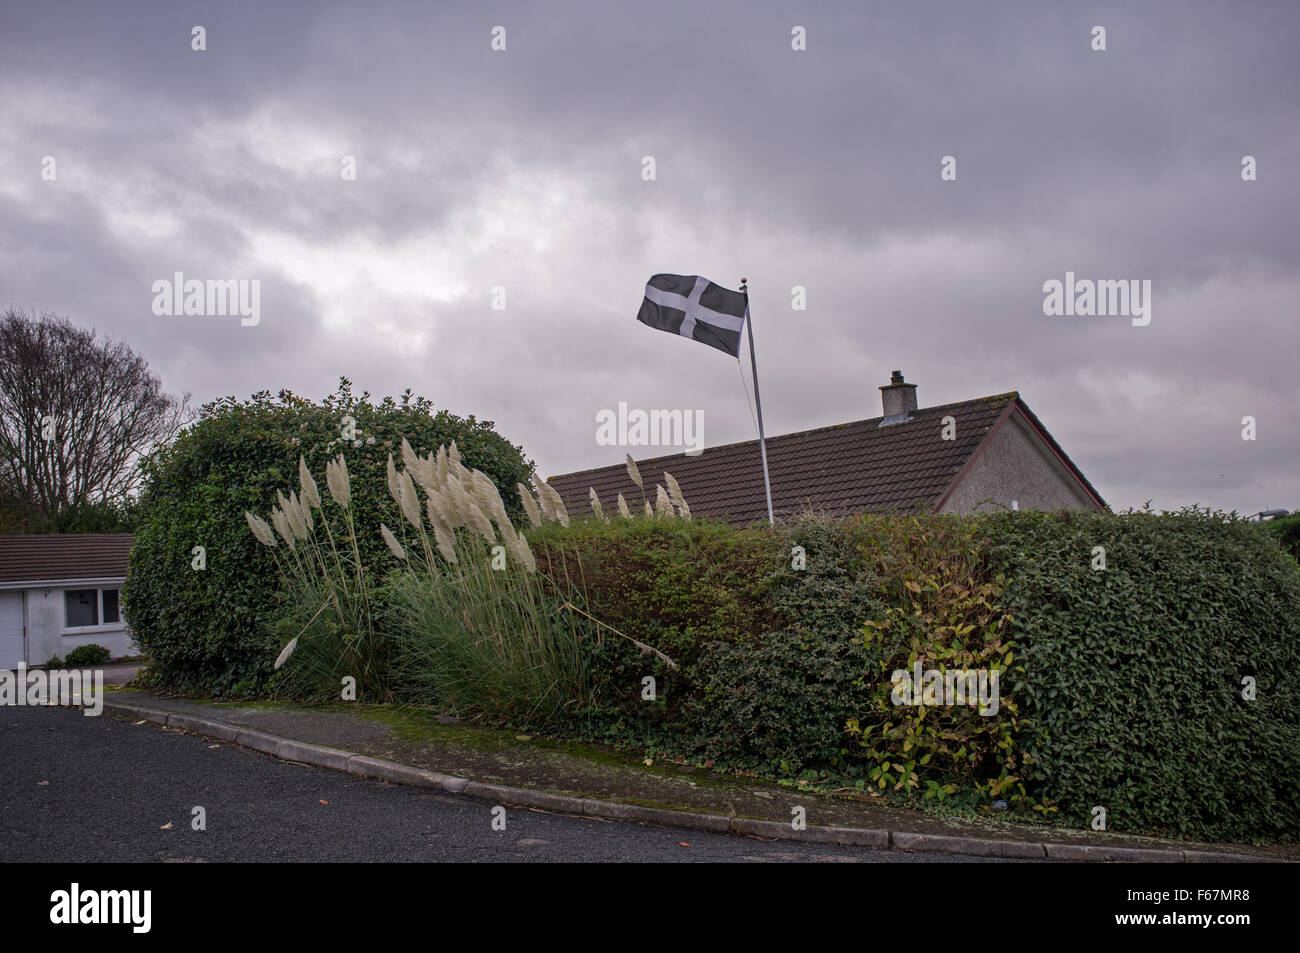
[636,274,747,357]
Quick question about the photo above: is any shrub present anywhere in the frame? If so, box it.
[531,516,779,742]
[685,517,883,775]
[845,516,1026,807]
[981,506,1300,841]
[1260,512,1300,563]
[125,379,533,695]
[65,644,112,667]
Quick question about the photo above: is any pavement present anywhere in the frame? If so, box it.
[9,704,1019,862]
[85,676,1292,863]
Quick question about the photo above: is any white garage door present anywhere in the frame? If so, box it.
[0,591,24,669]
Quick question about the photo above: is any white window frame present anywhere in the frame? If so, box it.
[62,586,124,634]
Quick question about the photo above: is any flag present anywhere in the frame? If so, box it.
[637,274,747,357]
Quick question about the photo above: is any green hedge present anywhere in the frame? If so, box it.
[981,507,1300,841]
[1261,512,1300,563]
[527,508,1299,840]
[124,380,533,695]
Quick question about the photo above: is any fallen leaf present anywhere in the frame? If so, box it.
[207,744,220,749]
[514,734,532,742]
[643,758,653,766]
[679,842,691,847]
[319,799,328,805]
[133,720,147,725]
[160,822,173,830]
[37,780,49,786]
[704,760,715,768]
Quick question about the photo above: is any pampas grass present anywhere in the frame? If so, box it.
[325,454,351,509]
[518,484,543,528]
[655,484,674,518]
[589,487,608,523]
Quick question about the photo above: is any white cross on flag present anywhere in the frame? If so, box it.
[636,274,747,357]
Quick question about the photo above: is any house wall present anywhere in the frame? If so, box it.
[23,584,136,665]
[940,410,1099,514]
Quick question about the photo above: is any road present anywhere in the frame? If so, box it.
[1,705,1028,863]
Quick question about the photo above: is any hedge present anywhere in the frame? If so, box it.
[527,508,1299,840]
[123,380,533,695]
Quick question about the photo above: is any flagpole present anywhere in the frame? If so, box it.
[741,278,775,526]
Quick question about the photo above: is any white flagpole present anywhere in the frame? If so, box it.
[741,278,775,525]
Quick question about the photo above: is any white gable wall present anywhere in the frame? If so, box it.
[939,409,1099,514]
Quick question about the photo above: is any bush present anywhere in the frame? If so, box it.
[124,379,533,695]
[684,517,883,775]
[64,644,112,667]
[1260,512,1300,563]
[845,516,1027,807]
[981,506,1300,841]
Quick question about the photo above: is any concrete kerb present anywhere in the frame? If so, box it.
[102,700,1270,862]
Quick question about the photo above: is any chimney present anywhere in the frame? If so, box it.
[878,370,917,426]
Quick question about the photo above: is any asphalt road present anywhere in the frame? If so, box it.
[1,705,1026,863]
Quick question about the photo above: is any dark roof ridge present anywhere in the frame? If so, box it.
[547,390,1021,481]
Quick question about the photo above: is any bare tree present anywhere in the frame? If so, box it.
[0,308,190,526]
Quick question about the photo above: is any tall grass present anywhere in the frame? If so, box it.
[245,455,388,700]
[246,441,682,721]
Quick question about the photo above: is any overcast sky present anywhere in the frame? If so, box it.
[2,0,1296,514]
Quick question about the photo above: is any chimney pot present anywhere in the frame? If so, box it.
[879,369,918,425]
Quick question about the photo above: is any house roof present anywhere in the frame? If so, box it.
[0,534,134,586]
[546,392,1081,525]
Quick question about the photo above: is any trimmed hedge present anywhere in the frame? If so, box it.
[982,507,1300,841]
[524,508,1300,840]
[124,380,533,695]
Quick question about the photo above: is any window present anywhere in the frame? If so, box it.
[64,588,122,631]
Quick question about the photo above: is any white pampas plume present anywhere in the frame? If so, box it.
[399,472,422,530]
[655,484,675,518]
[617,492,631,520]
[292,489,313,536]
[299,457,321,510]
[518,484,543,528]
[270,507,296,549]
[280,491,307,539]
[536,479,569,527]
[625,453,643,490]
[380,524,407,560]
[433,523,458,564]
[517,534,537,574]
[471,471,507,524]
[436,445,449,484]
[589,487,608,523]
[644,499,654,519]
[442,475,470,529]
[400,437,418,472]
[245,512,277,547]
[424,491,449,537]
[274,636,298,670]
[448,440,461,469]
[533,479,556,522]
[325,454,351,508]
[663,471,690,520]
[464,499,497,545]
